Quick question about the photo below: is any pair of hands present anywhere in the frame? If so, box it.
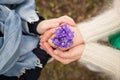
[37,16,85,64]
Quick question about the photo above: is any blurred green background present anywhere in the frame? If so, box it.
[35,0,109,80]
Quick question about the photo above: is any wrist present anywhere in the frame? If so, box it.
[28,15,45,35]
[72,27,84,47]
[36,22,41,34]
[36,21,45,34]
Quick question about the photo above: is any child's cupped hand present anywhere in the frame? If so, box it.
[36,15,76,34]
[40,24,84,51]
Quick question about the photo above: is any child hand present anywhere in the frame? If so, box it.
[36,16,76,34]
[40,24,84,51]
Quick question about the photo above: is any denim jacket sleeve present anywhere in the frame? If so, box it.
[15,0,39,23]
[0,0,24,4]
[0,0,43,77]
[0,0,39,23]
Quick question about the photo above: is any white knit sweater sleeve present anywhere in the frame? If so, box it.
[77,0,120,79]
[79,43,120,79]
[77,1,120,42]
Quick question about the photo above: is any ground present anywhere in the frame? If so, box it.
[35,0,109,80]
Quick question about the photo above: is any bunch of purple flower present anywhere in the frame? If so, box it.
[52,24,74,48]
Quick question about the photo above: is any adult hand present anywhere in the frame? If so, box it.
[40,24,84,51]
[41,42,85,64]
[40,28,85,64]
[37,15,76,34]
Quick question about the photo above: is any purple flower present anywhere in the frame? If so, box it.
[52,24,74,48]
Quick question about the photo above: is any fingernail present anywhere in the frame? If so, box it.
[41,40,43,43]
[40,43,43,46]
[41,39,45,42]
[54,50,58,54]
[40,47,44,50]
[43,42,47,48]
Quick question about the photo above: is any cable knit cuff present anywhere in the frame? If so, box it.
[79,42,120,75]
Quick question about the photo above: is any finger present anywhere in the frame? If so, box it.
[43,42,72,64]
[58,16,76,26]
[43,42,80,64]
[63,55,81,64]
[41,19,60,34]
[40,46,45,50]
[55,49,79,59]
[48,37,57,48]
[40,29,55,42]
[54,49,74,59]
[39,20,59,34]
[56,44,84,59]
[39,42,46,50]
[47,21,59,29]
[39,35,43,38]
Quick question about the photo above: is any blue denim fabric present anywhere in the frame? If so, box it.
[0,0,24,4]
[15,0,39,23]
[0,0,42,77]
